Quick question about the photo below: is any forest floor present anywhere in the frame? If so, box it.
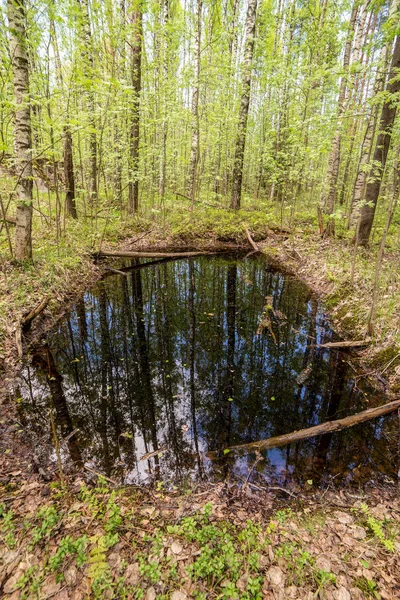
[0,473,399,599]
[1,206,400,599]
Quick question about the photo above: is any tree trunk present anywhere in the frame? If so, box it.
[230,0,258,210]
[367,148,399,334]
[7,0,33,261]
[320,0,359,234]
[50,16,77,219]
[128,1,142,214]
[348,43,388,227]
[188,0,202,207]
[63,127,77,218]
[78,0,98,205]
[159,0,169,203]
[358,35,400,246]
[113,0,126,206]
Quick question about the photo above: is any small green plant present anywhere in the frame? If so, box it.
[48,534,89,579]
[88,534,117,598]
[359,503,395,552]
[275,508,294,524]
[355,576,381,599]
[0,503,17,549]
[30,505,61,547]
[16,565,43,600]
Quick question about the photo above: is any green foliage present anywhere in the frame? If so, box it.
[354,576,382,599]
[0,503,17,549]
[17,565,43,600]
[30,506,61,547]
[48,534,89,577]
[88,535,115,597]
[359,503,396,552]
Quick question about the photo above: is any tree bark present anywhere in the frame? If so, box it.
[357,35,400,246]
[230,0,258,210]
[320,0,359,234]
[7,0,33,261]
[78,0,98,205]
[348,40,388,227]
[128,1,142,214]
[50,16,77,219]
[63,127,77,218]
[188,0,202,207]
[159,0,169,202]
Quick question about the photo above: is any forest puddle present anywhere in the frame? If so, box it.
[16,254,398,489]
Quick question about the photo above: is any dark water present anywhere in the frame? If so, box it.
[17,254,398,489]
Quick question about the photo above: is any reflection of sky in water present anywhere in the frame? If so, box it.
[17,255,398,488]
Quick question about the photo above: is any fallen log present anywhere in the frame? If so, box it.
[208,399,400,457]
[102,256,189,278]
[97,250,213,259]
[21,297,49,331]
[103,265,129,277]
[268,224,291,235]
[244,227,260,252]
[316,340,370,349]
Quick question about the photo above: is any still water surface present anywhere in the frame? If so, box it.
[18,254,398,488]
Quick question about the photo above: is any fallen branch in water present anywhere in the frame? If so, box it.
[96,250,212,259]
[208,399,400,457]
[244,226,260,252]
[84,465,118,486]
[21,297,49,331]
[316,340,370,349]
[103,266,129,277]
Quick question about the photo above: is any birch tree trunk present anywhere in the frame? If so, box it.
[358,35,400,246]
[159,0,169,203]
[128,1,142,214]
[320,0,359,235]
[188,0,202,208]
[348,44,388,227]
[230,0,258,210]
[7,0,33,260]
[114,0,126,206]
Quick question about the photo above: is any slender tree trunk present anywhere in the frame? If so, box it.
[348,44,389,226]
[50,16,77,219]
[368,149,399,334]
[188,0,202,208]
[128,1,142,214]
[230,0,258,210]
[63,127,77,218]
[114,0,126,206]
[320,0,359,235]
[358,35,400,246]
[7,0,33,261]
[78,0,98,205]
[159,0,169,203]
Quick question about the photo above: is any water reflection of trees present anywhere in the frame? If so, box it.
[19,256,397,487]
